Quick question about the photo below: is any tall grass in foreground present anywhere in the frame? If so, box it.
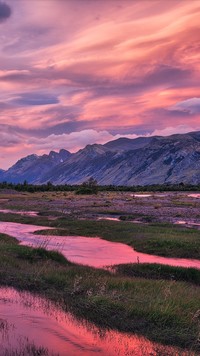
[2,340,59,356]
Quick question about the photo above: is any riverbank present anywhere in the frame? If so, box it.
[0,220,199,269]
[35,219,200,260]
[0,233,199,353]
[0,211,199,260]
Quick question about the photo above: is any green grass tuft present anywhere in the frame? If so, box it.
[114,263,200,285]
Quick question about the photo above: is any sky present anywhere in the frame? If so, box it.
[0,0,200,169]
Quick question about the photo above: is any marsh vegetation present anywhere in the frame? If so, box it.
[0,190,199,354]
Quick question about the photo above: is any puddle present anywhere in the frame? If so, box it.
[97,216,120,222]
[0,287,193,356]
[131,194,169,198]
[97,216,144,224]
[0,209,38,217]
[0,221,199,270]
[132,194,152,198]
[175,220,200,227]
[188,194,200,199]
[176,220,188,225]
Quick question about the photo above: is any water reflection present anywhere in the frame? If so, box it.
[188,194,200,198]
[0,287,193,356]
[97,216,144,224]
[0,209,38,217]
[132,194,152,198]
[176,220,200,227]
[131,194,169,198]
[97,216,120,222]
[0,221,199,269]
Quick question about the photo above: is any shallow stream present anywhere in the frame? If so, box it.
[0,221,199,269]
[0,209,38,216]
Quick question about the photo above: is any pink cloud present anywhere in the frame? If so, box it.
[0,0,200,166]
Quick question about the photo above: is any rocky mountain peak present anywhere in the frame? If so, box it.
[1,130,200,185]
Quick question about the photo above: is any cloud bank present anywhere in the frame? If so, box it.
[0,0,200,167]
[1,125,199,170]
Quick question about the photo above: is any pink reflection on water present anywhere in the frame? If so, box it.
[176,220,200,227]
[0,222,199,270]
[132,194,152,198]
[97,216,120,222]
[97,216,144,224]
[0,287,193,356]
[0,209,38,217]
[188,194,200,198]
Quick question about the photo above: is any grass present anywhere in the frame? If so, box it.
[14,246,69,265]
[0,233,199,353]
[114,263,200,285]
[119,214,156,222]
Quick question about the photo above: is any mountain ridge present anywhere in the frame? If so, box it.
[1,131,200,185]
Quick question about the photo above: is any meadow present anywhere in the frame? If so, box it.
[0,190,199,354]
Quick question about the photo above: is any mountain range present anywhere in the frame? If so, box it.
[1,131,200,186]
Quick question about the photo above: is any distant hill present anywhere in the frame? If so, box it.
[1,131,200,185]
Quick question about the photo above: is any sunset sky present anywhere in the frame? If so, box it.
[0,0,200,168]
